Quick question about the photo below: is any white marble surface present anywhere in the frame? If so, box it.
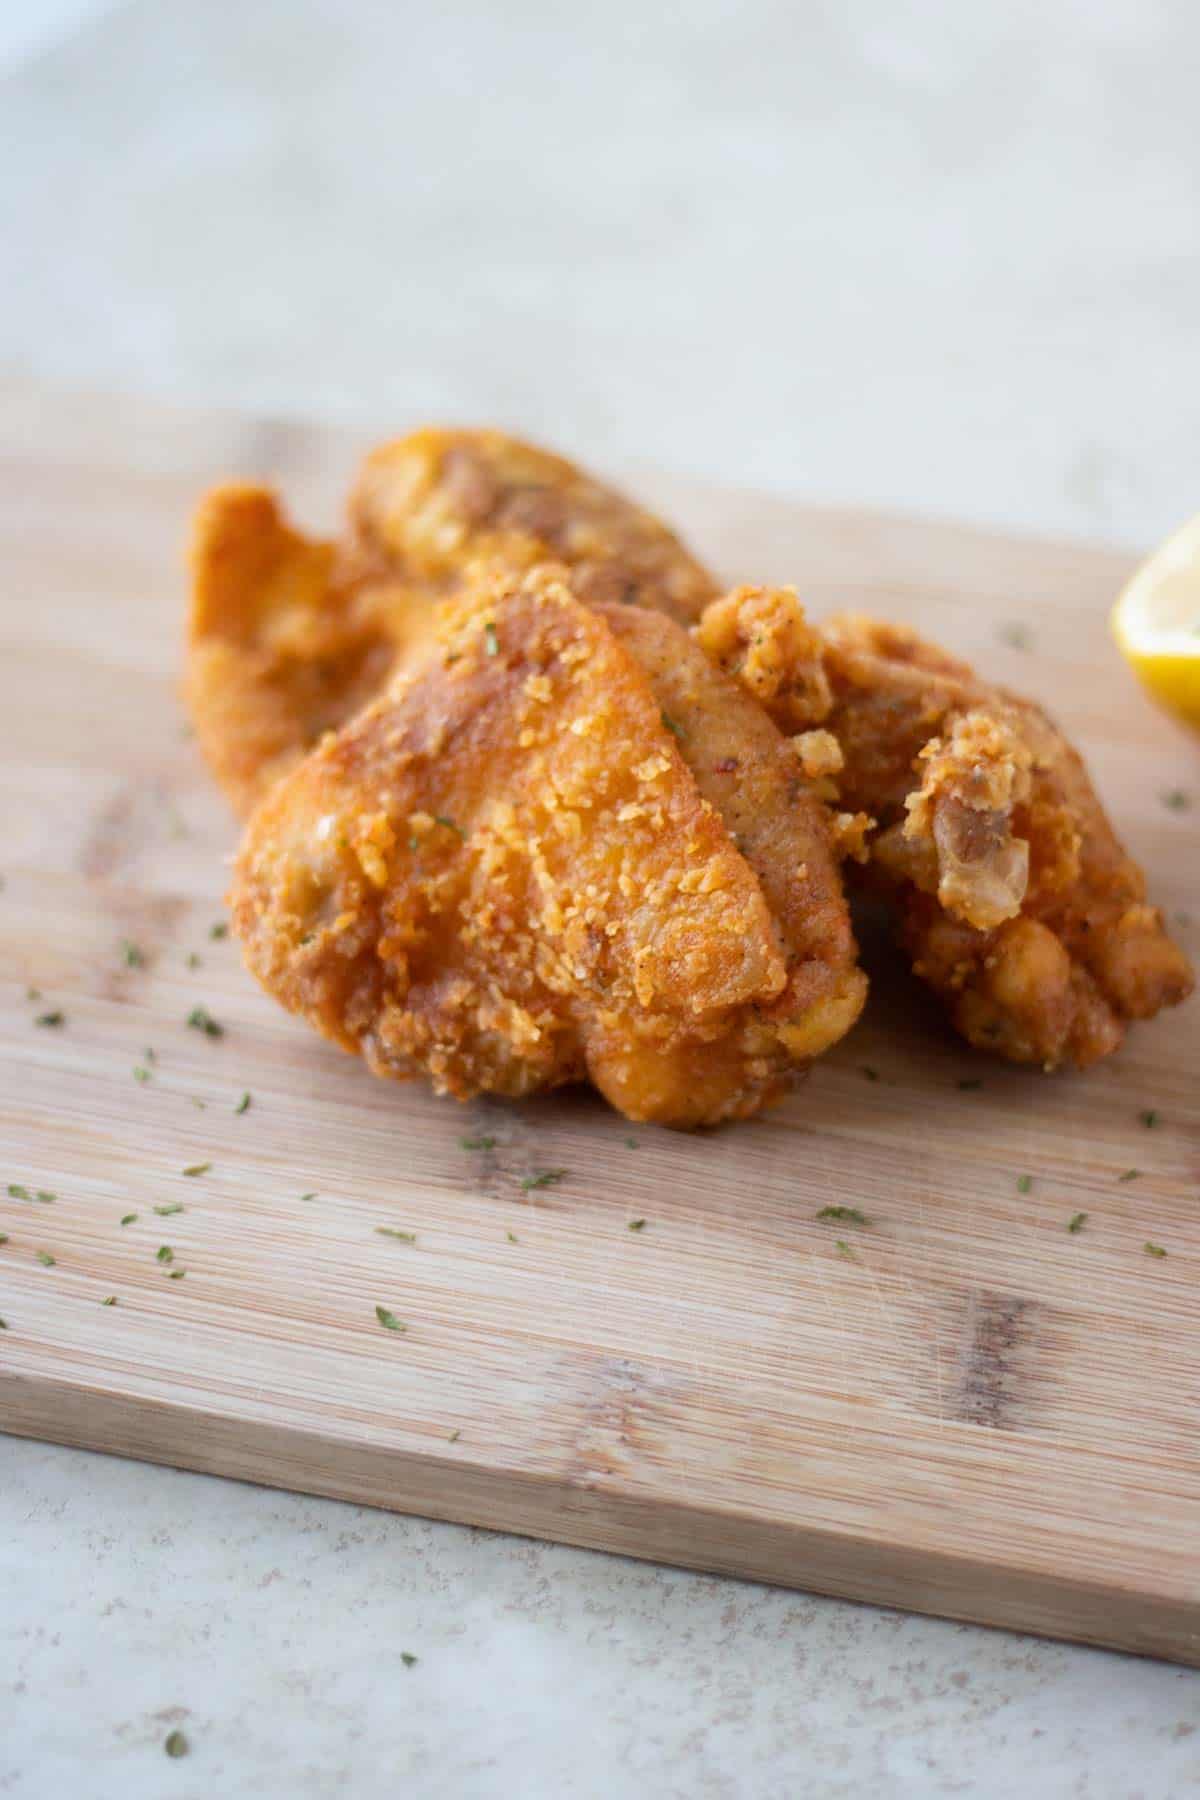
[2,2,1199,1794]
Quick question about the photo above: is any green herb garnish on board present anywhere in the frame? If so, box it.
[506,1230,518,1243]
[860,1066,880,1083]
[0,1318,7,1329]
[187,1006,223,1038]
[210,921,229,940]
[1139,1109,1159,1128]
[35,1011,64,1028]
[624,1136,638,1149]
[35,1190,55,1204]
[375,1305,405,1332]
[1144,1241,1167,1258]
[154,1203,185,1217]
[1161,789,1190,812]
[235,1091,251,1115]
[997,622,1032,651]
[181,1162,211,1178]
[816,1205,868,1225]
[121,939,144,968]
[1067,1212,1088,1234]
[120,1213,138,1226]
[484,621,500,657]
[7,1184,30,1200]
[35,1251,55,1267]
[375,1228,416,1243]
[186,953,202,970]
[164,1730,188,1758]
[156,1245,174,1264]
[627,1218,647,1232]
[133,1064,152,1083]
[834,1239,856,1260]
[167,1268,187,1279]
[460,1135,496,1151]
[400,1652,418,1669]
[101,1295,117,1306]
[1016,1174,1033,1194]
[0,1233,8,1245]
[520,1169,566,1192]
[1118,1168,1140,1183]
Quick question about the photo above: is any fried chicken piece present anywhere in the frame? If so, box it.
[187,431,718,816]
[697,590,1193,1068]
[231,565,865,1126]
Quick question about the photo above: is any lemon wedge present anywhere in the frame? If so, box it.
[1112,515,1200,732]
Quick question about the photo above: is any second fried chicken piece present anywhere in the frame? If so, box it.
[231,565,864,1126]
[697,590,1193,1068]
[188,431,718,816]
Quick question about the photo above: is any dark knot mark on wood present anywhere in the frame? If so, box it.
[954,1289,1032,1430]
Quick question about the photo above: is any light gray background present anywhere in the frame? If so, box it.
[2,2,1198,1795]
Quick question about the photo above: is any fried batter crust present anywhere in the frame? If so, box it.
[231,566,863,1126]
[188,432,718,815]
[697,590,1193,1068]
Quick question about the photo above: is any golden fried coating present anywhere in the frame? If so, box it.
[187,431,718,815]
[230,565,864,1126]
[186,486,429,817]
[349,427,718,624]
[697,589,1193,1068]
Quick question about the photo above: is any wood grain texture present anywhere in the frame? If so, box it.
[1,378,1197,1663]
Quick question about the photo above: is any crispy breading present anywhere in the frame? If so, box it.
[349,427,718,623]
[597,602,867,1063]
[230,566,864,1126]
[698,589,1194,1068]
[187,432,718,815]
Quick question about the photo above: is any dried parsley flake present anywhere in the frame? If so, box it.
[186,1006,223,1038]
[520,1168,566,1192]
[375,1305,406,1332]
[1067,1212,1088,1234]
[816,1205,868,1224]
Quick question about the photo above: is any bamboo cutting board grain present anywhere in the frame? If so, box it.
[1,379,1198,1663]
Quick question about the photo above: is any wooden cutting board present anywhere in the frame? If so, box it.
[2,379,1197,1665]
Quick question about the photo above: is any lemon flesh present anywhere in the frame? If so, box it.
[1112,515,1200,732]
